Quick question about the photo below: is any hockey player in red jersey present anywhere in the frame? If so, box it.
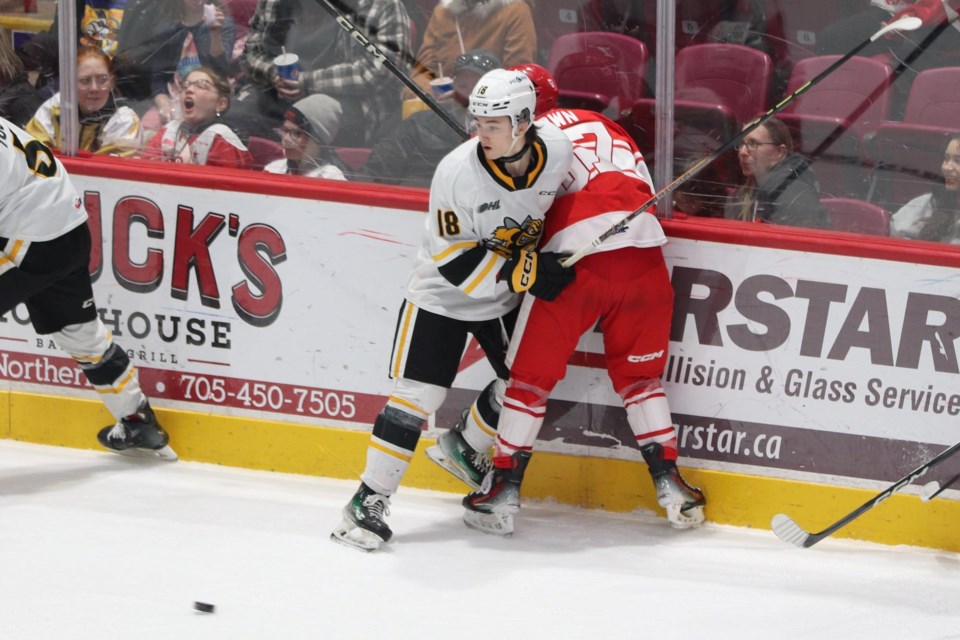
[459,64,705,535]
[0,116,175,460]
[330,69,575,551]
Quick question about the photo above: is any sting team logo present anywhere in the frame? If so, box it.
[483,215,543,257]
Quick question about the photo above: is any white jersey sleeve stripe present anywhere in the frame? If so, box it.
[463,253,500,296]
[433,241,479,262]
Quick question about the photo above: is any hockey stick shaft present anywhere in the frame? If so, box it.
[773,438,960,548]
[315,0,470,141]
[559,15,923,268]
[923,471,960,502]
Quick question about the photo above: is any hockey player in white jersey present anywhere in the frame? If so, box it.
[331,69,574,551]
[0,116,175,460]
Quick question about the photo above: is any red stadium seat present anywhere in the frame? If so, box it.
[780,55,893,139]
[901,67,960,128]
[546,32,648,113]
[821,198,891,236]
[335,147,373,172]
[247,136,285,171]
[675,43,773,124]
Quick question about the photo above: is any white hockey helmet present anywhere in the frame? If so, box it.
[469,68,537,136]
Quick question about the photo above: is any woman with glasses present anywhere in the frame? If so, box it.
[723,117,830,229]
[142,66,251,168]
[25,46,143,157]
[264,94,346,180]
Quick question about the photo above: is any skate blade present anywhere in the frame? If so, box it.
[424,444,481,491]
[107,444,179,461]
[462,508,513,537]
[330,520,385,552]
[665,503,704,529]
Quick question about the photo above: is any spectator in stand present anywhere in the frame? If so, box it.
[113,0,236,127]
[17,0,132,93]
[407,0,535,100]
[264,94,346,180]
[26,46,143,157]
[142,66,252,168]
[0,31,43,127]
[229,0,412,144]
[362,48,501,187]
[891,132,960,242]
[723,117,830,229]
[817,0,960,71]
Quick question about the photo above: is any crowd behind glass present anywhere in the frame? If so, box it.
[2,0,959,243]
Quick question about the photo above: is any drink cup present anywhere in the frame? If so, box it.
[429,76,454,98]
[274,53,301,82]
[203,3,217,26]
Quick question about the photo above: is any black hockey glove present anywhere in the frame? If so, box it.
[500,250,575,301]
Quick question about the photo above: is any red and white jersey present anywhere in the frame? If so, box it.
[144,121,253,169]
[536,108,665,254]
[0,116,87,241]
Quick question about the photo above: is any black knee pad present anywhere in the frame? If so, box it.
[81,343,130,386]
[374,406,424,451]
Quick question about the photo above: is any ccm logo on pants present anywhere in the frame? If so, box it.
[627,350,664,363]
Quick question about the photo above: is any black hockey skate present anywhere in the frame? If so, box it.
[331,482,392,551]
[97,400,177,461]
[424,410,492,490]
[462,451,531,536]
[641,443,705,529]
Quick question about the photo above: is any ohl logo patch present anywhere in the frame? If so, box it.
[483,215,542,257]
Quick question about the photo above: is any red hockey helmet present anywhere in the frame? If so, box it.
[509,63,558,116]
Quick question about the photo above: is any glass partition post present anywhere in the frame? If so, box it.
[56,0,77,156]
[653,0,676,219]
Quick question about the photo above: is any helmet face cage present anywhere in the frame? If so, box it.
[469,69,538,136]
[510,63,558,116]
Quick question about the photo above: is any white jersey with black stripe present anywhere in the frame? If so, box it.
[0,117,87,241]
[405,122,573,322]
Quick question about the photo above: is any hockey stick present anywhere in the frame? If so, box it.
[559,15,923,268]
[771,438,960,548]
[920,471,960,502]
[315,0,470,140]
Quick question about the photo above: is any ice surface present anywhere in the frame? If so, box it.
[0,441,958,639]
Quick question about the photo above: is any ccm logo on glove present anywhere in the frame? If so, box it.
[500,250,575,301]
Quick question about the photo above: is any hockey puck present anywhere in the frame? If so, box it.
[193,601,215,613]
